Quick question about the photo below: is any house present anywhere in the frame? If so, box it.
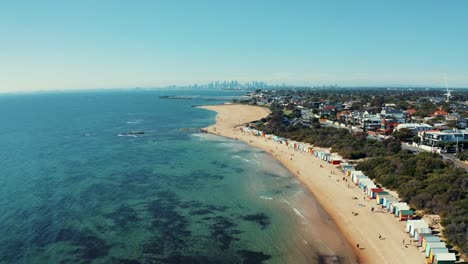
[381,107,407,123]
[406,109,417,116]
[430,110,449,117]
[419,129,468,147]
[446,112,460,121]
[394,123,433,134]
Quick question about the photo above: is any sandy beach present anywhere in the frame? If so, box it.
[199,104,425,264]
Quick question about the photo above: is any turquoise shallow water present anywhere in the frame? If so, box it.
[0,90,356,264]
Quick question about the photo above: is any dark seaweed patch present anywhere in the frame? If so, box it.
[55,229,110,261]
[0,240,24,263]
[210,216,241,250]
[211,160,229,169]
[185,202,228,216]
[205,204,228,212]
[242,213,271,229]
[237,250,272,264]
[111,258,142,264]
[105,205,140,229]
[264,172,280,178]
[178,200,203,209]
[156,254,214,264]
[143,191,192,254]
[190,209,212,215]
[29,218,56,247]
[189,170,224,181]
[235,168,245,173]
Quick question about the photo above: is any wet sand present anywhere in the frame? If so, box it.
[198,104,425,264]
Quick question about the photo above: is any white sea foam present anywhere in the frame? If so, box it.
[260,196,273,200]
[282,199,309,224]
[118,134,138,138]
[192,133,229,142]
[292,207,307,220]
[126,119,143,124]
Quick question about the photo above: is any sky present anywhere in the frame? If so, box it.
[1,0,468,92]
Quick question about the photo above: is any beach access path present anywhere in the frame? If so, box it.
[199,104,425,264]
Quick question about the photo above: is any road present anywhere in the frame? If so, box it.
[401,144,468,172]
[320,121,468,172]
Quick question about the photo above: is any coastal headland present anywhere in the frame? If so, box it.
[198,104,425,264]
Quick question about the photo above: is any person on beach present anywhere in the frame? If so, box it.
[356,243,359,249]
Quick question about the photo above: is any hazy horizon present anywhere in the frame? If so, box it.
[1,0,467,92]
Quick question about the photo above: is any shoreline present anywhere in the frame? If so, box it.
[198,104,425,264]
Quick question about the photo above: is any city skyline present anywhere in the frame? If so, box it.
[1,0,467,92]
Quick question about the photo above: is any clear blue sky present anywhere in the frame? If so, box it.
[1,0,467,92]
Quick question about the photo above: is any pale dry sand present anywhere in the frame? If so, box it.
[199,104,425,264]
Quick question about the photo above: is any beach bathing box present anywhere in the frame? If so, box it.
[410,220,429,237]
[351,170,364,178]
[363,182,377,195]
[376,192,391,205]
[414,228,432,244]
[389,202,406,214]
[369,188,383,199]
[422,234,440,250]
[393,202,410,216]
[322,153,331,161]
[432,252,456,264]
[425,241,447,258]
[429,248,449,263]
[418,233,437,250]
[385,198,398,210]
[341,164,353,172]
[330,156,341,165]
[358,178,373,190]
[345,167,356,177]
[364,184,377,196]
[406,219,428,233]
[399,210,414,221]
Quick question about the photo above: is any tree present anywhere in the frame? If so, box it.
[393,128,414,142]
[383,138,401,154]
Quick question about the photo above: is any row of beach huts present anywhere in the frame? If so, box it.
[241,126,458,264]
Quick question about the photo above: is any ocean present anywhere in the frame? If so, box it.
[0,90,356,264]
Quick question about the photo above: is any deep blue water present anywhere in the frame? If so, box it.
[0,90,355,264]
